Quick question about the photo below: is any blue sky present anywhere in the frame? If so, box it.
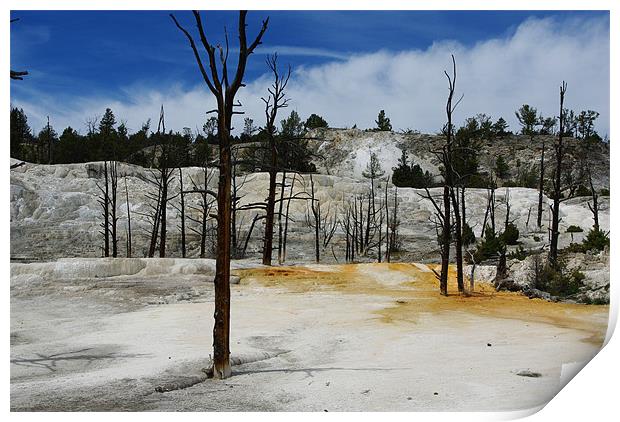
[10,10,610,136]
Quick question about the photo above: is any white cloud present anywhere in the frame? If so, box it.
[14,15,610,138]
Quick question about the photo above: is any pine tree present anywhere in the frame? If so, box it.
[10,107,32,160]
[279,110,316,172]
[515,104,538,135]
[375,110,392,131]
[492,117,509,137]
[304,113,328,129]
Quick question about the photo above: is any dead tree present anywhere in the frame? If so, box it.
[450,186,464,293]
[260,54,291,265]
[171,10,268,379]
[419,55,463,296]
[177,168,187,257]
[186,167,216,258]
[537,137,546,228]
[280,172,298,264]
[276,171,287,263]
[384,179,391,263]
[549,82,567,270]
[480,181,497,238]
[586,162,600,232]
[307,174,321,263]
[110,161,119,257]
[124,175,132,258]
[96,161,111,257]
[388,186,400,261]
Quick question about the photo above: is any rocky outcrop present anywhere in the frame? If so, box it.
[10,157,609,264]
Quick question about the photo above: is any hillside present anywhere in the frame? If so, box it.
[309,128,610,189]
[10,150,608,264]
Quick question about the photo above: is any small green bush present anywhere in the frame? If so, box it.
[534,263,585,297]
[566,225,584,233]
[500,222,520,245]
[600,188,610,196]
[581,229,610,252]
[508,245,528,261]
[462,223,476,246]
[473,227,504,262]
[574,185,591,197]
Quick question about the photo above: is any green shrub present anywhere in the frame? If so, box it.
[574,185,591,197]
[581,229,609,252]
[508,245,528,261]
[600,188,609,196]
[473,227,504,262]
[462,223,476,246]
[534,262,585,297]
[500,222,520,245]
[566,225,584,243]
[495,155,509,179]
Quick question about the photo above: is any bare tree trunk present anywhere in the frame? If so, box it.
[390,187,398,258]
[384,178,390,263]
[171,10,268,379]
[277,171,286,264]
[103,161,110,257]
[159,173,168,258]
[587,164,600,231]
[450,186,464,293]
[263,167,277,265]
[110,161,118,258]
[438,55,460,296]
[282,173,297,263]
[261,55,290,266]
[537,136,545,228]
[148,180,162,257]
[549,82,567,270]
[179,168,186,258]
[310,174,320,263]
[124,175,132,258]
[460,186,466,229]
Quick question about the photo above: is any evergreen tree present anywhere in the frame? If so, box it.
[538,116,557,135]
[362,151,386,180]
[304,113,328,129]
[10,107,33,160]
[37,122,58,164]
[56,127,85,163]
[98,108,118,160]
[515,104,538,135]
[375,110,392,131]
[279,110,316,172]
[99,108,117,138]
[576,110,600,140]
[391,150,412,187]
[495,155,509,179]
[391,149,433,188]
[492,117,510,137]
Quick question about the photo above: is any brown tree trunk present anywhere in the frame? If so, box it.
[440,185,451,296]
[124,175,132,258]
[103,161,110,257]
[537,137,545,228]
[450,186,464,293]
[212,131,232,379]
[277,171,286,264]
[159,176,168,258]
[110,161,118,258]
[549,82,567,270]
[263,167,277,265]
[179,168,186,258]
